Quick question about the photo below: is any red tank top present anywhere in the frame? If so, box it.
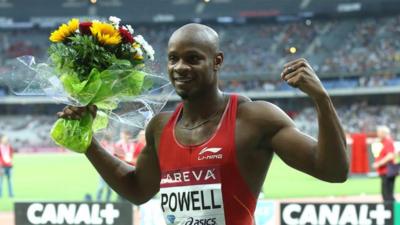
[159,95,256,225]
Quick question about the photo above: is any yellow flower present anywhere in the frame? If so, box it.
[49,18,79,43]
[134,54,144,60]
[90,22,121,45]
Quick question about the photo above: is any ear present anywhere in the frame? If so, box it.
[214,52,224,71]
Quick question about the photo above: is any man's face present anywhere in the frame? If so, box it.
[167,35,217,99]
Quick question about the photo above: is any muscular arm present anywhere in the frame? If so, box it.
[261,58,349,182]
[85,117,161,204]
[269,97,348,182]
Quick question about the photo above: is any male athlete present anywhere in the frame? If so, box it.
[59,23,348,225]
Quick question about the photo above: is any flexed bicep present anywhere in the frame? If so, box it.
[270,125,319,177]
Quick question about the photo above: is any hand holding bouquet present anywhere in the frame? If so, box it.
[48,17,155,153]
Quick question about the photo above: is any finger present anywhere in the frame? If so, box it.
[64,107,75,116]
[283,58,307,69]
[286,75,302,88]
[56,112,64,118]
[281,65,309,81]
[283,61,309,75]
[58,113,74,120]
[281,69,295,80]
[70,107,86,117]
[283,59,313,77]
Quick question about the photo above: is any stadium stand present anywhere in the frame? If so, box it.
[0,13,400,152]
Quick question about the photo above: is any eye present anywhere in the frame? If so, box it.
[168,55,178,64]
[188,55,201,64]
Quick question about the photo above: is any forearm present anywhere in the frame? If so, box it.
[314,95,348,182]
[85,139,147,204]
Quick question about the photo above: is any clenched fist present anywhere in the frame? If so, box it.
[57,105,97,120]
[281,58,328,100]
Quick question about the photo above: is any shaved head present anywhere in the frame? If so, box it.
[168,23,220,54]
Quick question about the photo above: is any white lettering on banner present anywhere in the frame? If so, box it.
[73,204,91,224]
[26,203,120,224]
[56,204,76,224]
[299,205,318,225]
[338,205,357,225]
[90,204,102,224]
[41,204,57,224]
[358,205,372,225]
[27,203,43,225]
[369,204,391,225]
[319,204,340,225]
[282,204,392,225]
[282,204,301,225]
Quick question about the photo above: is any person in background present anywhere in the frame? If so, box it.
[114,130,136,202]
[0,135,15,198]
[114,130,136,166]
[373,125,398,203]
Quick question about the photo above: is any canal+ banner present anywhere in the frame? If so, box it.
[14,202,132,225]
[280,202,400,225]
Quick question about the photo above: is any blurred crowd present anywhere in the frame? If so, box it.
[2,102,400,151]
[1,14,400,150]
[294,103,400,141]
[0,15,399,93]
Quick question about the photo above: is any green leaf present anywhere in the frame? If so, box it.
[60,69,102,105]
[92,110,109,132]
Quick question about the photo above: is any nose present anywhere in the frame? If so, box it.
[174,59,190,74]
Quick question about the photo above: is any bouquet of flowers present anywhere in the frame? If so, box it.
[45,17,157,153]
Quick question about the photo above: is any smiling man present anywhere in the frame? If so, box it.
[59,23,348,225]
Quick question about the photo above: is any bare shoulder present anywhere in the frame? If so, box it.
[147,111,174,135]
[236,96,295,133]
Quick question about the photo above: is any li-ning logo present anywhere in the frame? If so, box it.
[198,147,223,160]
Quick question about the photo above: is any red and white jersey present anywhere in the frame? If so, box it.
[375,136,396,175]
[159,95,256,225]
[0,144,13,167]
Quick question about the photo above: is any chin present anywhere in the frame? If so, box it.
[176,89,189,100]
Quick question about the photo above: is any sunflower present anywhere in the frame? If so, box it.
[49,18,79,43]
[90,22,121,45]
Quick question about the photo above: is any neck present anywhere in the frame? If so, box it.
[181,89,226,124]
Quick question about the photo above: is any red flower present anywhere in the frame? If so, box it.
[79,22,92,35]
[119,27,134,44]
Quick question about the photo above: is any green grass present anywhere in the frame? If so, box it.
[0,153,101,212]
[0,153,397,212]
[263,156,394,198]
